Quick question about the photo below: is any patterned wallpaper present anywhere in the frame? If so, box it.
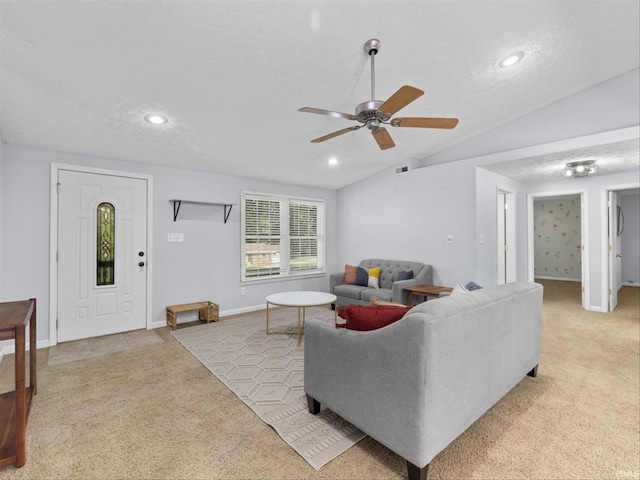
[534,199,582,280]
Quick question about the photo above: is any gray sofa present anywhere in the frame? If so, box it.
[304,281,543,480]
[330,259,433,306]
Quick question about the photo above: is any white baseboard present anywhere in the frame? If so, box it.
[622,282,639,287]
[152,304,267,330]
[2,304,271,362]
[534,276,582,282]
[220,304,266,317]
[585,305,608,313]
[0,339,51,363]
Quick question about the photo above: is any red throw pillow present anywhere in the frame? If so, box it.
[338,304,412,331]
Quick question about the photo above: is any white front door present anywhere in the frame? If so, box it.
[57,170,148,342]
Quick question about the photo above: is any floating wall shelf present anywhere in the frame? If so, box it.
[169,199,236,223]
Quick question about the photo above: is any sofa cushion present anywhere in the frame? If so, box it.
[344,265,358,285]
[334,284,370,300]
[360,288,392,303]
[337,304,412,331]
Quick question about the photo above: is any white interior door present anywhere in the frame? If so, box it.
[608,191,620,312]
[57,170,148,342]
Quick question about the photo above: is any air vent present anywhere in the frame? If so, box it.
[395,166,409,174]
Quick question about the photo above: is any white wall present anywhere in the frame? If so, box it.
[337,158,478,287]
[526,172,639,310]
[335,128,638,312]
[474,167,530,287]
[621,193,640,285]
[0,144,337,344]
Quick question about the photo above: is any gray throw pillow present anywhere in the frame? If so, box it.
[397,270,414,281]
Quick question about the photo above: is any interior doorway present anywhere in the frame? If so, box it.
[604,185,640,312]
[528,191,586,308]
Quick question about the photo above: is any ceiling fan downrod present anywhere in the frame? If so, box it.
[364,38,381,101]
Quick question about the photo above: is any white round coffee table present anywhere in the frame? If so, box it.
[266,291,337,346]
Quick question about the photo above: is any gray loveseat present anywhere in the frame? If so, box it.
[304,281,543,480]
[330,259,433,306]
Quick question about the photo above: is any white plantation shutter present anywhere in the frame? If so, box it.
[242,192,325,281]
[289,199,324,273]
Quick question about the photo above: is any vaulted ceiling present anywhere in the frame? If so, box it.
[1,1,638,189]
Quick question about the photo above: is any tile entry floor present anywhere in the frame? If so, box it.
[47,329,165,366]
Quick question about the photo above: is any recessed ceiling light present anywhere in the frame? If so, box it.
[499,51,525,68]
[144,113,168,125]
[328,157,338,166]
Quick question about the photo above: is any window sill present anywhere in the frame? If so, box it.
[241,272,326,286]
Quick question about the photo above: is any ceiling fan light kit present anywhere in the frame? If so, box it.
[563,160,598,177]
[299,39,459,150]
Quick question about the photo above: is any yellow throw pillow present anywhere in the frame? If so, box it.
[368,266,381,289]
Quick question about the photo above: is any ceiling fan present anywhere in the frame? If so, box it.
[299,39,459,150]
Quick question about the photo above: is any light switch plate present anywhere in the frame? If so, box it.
[168,233,184,242]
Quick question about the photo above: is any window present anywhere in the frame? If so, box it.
[96,202,115,286]
[242,192,325,281]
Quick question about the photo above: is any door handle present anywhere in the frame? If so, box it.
[616,253,622,258]
[138,261,145,267]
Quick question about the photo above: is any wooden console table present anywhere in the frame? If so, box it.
[404,285,453,305]
[0,298,37,468]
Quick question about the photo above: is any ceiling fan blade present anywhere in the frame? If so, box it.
[391,117,459,129]
[378,85,424,116]
[310,125,362,143]
[371,127,395,150]
[298,107,359,121]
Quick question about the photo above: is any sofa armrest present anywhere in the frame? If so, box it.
[329,271,345,295]
[391,265,433,304]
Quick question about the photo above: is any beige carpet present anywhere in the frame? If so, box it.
[0,280,637,479]
[170,308,366,470]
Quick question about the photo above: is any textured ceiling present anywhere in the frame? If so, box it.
[483,138,640,184]
[1,0,639,189]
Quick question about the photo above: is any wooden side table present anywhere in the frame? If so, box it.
[0,298,37,468]
[404,285,453,305]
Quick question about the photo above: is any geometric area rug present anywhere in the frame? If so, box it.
[170,307,366,470]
